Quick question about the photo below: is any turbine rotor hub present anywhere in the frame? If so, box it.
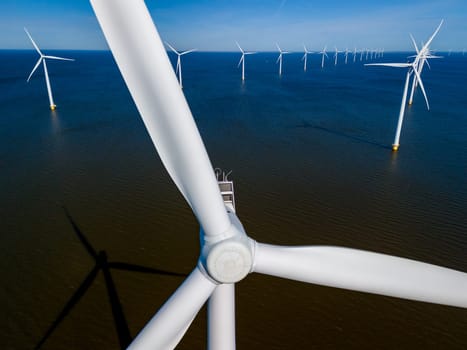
[205,237,253,284]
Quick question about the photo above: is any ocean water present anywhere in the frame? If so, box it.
[0,50,466,349]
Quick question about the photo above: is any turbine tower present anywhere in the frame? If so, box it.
[344,48,350,64]
[302,45,313,72]
[24,28,74,110]
[276,43,289,76]
[89,4,466,349]
[320,45,328,68]
[236,42,256,81]
[165,42,196,89]
[334,47,342,65]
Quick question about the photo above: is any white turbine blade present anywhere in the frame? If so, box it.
[302,52,306,61]
[27,57,43,82]
[128,267,216,350]
[410,34,420,55]
[165,41,180,55]
[180,48,197,55]
[235,41,243,53]
[253,243,467,308]
[244,52,256,55]
[237,55,244,68]
[175,59,180,75]
[43,55,75,61]
[90,0,231,238]
[208,284,236,350]
[425,59,432,70]
[421,19,444,53]
[276,54,281,64]
[24,27,42,56]
[411,65,430,110]
[365,63,411,68]
[276,43,281,52]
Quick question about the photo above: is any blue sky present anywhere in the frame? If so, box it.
[1,0,466,51]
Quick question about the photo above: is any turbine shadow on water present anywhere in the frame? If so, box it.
[34,207,186,350]
[294,120,391,150]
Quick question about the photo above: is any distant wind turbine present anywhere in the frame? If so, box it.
[333,47,342,65]
[344,48,350,64]
[366,20,442,151]
[302,45,313,72]
[353,47,357,63]
[276,44,289,76]
[320,45,328,68]
[236,42,256,81]
[24,28,74,111]
[165,42,196,89]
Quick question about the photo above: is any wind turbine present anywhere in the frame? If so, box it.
[333,47,342,65]
[320,45,328,68]
[24,28,74,111]
[366,20,443,151]
[165,42,196,89]
[276,44,289,76]
[90,2,467,349]
[302,45,313,72]
[344,48,350,64]
[353,47,357,63]
[236,42,256,81]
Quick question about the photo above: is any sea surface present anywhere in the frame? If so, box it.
[0,50,466,349]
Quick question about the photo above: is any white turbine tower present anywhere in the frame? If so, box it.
[344,48,350,64]
[334,47,342,65]
[302,45,313,72]
[24,28,74,110]
[165,42,196,89]
[236,42,256,81]
[276,44,289,76]
[353,47,357,63]
[90,3,467,349]
[366,20,443,151]
[320,45,328,68]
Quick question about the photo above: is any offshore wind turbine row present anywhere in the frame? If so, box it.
[23,23,441,152]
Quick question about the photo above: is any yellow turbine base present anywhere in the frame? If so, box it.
[392,145,399,152]
[50,105,56,111]
[408,101,413,105]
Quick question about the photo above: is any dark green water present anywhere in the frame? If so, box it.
[1,51,466,349]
